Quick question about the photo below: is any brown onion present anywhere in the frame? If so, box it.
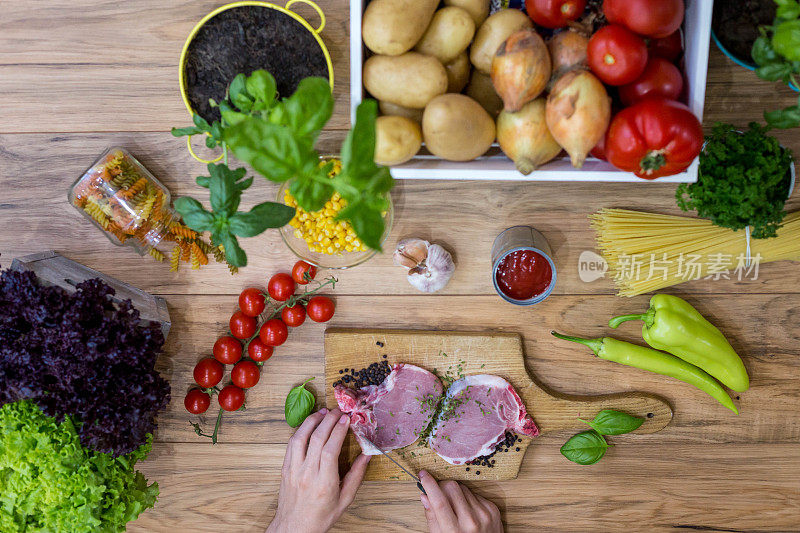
[491,29,551,112]
[497,99,562,175]
[545,70,610,169]
[547,29,589,78]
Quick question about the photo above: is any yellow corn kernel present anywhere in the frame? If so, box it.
[327,246,335,254]
[345,244,354,252]
[344,234,353,242]
[294,229,303,238]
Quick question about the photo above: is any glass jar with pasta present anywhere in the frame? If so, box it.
[69,147,231,272]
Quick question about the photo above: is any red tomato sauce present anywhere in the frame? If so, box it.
[495,250,553,301]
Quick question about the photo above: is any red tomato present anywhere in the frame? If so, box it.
[587,25,648,86]
[218,384,245,411]
[525,0,586,29]
[184,388,211,414]
[231,360,260,389]
[193,357,224,388]
[306,296,335,323]
[619,57,683,105]
[291,261,317,285]
[259,318,289,346]
[268,273,295,301]
[229,310,257,339]
[281,304,307,327]
[605,98,703,179]
[648,29,683,62]
[604,0,684,38]
[213,336,242,365]
[590,133,607,161]
[238,288,266,317]
[247,337,274,362]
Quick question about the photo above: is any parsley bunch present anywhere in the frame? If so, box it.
[676,122,794,239]
[172,70,393,268]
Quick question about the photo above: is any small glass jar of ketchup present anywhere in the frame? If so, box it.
[491,226,557,305]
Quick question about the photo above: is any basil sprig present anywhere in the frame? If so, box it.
[172,70,394,267]
[285,377,316,428]
[561,410,644,465]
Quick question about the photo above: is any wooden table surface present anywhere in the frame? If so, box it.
[2,1,800,531]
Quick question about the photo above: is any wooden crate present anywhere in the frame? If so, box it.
[10,250,171,338]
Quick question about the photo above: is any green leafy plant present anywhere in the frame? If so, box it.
[560,410,644,465]
[676,122,794,239]
[285,377,316,427]
[751,0,800,128]
[172,70,393,267]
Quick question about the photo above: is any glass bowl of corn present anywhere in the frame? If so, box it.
[277,180,393,269]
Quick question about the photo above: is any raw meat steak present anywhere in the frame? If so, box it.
[335,363,443,455]
[428,375,539,464]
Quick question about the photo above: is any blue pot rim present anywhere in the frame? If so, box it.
[492,246,557,306]
[711,29,799,91]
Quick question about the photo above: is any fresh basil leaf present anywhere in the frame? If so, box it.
[289,169,335,212]
[223,117,318,183]
[579,409,644,436]
[756,62,792,81]
[773,20,800,62]
[229,73,253,112]
[229,201,295,237]
[560,431,609,465]
[171,126,202,137]
[341,99,380,179]
[196,175,210,188]
[765,104,800,128]
[285,377,316,428]
[752,36,780,66]
[173,197,215,232]
[193,113,212,131]
[207,164,246,216]
[281,77,333,141]
[776,0,800,22]
[246,70,277,110]
[222,232,247,268]
[337,200,386,251]
[236,176,254,191]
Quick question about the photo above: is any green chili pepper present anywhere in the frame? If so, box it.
[609,294,749,392]
[551,331,738,414]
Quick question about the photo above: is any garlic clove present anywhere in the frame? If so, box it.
[393,238,430,269]
[406,243,455,293]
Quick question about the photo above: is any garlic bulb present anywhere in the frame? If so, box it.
[393,238,455,293]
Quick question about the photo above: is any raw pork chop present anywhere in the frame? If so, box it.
[335,363,443,455]
[428,375,539,464]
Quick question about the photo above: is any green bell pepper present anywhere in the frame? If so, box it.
[609,294,749,392]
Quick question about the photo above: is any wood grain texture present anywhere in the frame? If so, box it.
[2,0,800,530]
[325,328,671,481]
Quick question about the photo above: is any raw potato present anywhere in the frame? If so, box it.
[375,116,422,166]
[362,0,439,56]
[444,52,471,93]
[422,94,495,161]
[465,70,503,117]
[364,52,448,109]
[470,9,533,74]
[444,0,489,26]
[380,101,423,122]
[415,7,476,64]
[497,99,562,175]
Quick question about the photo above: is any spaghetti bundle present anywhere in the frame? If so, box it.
[590,209,800,296]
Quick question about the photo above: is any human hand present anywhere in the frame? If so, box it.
[267,408,371,533]
[418,470,503,533]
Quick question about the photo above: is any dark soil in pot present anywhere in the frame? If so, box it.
[184,5,329,123]
[712,0,776,62]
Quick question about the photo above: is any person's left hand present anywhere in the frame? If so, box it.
[267,408,371,533]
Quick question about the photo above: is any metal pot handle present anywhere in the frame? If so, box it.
[284,0,326,33]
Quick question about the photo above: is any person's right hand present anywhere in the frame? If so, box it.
[418,470,503,533]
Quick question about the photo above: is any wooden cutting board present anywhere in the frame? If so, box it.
[325,328,673,481]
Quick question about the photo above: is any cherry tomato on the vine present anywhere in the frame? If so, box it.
[213,336,243,365]
[291,261,317,285]
[248,337,274,362]
[232,360,261,389]
[307,296,335,323]
[238,287,266,317]
[587,25,648,86]
[193,357,224,388]
[525,0,586,29]
[230,310,257,339]
[218,384,246,411]
[260,318,289,346]
[184,388,211,414]
[281,304,306,327]
[268,273,295,301]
